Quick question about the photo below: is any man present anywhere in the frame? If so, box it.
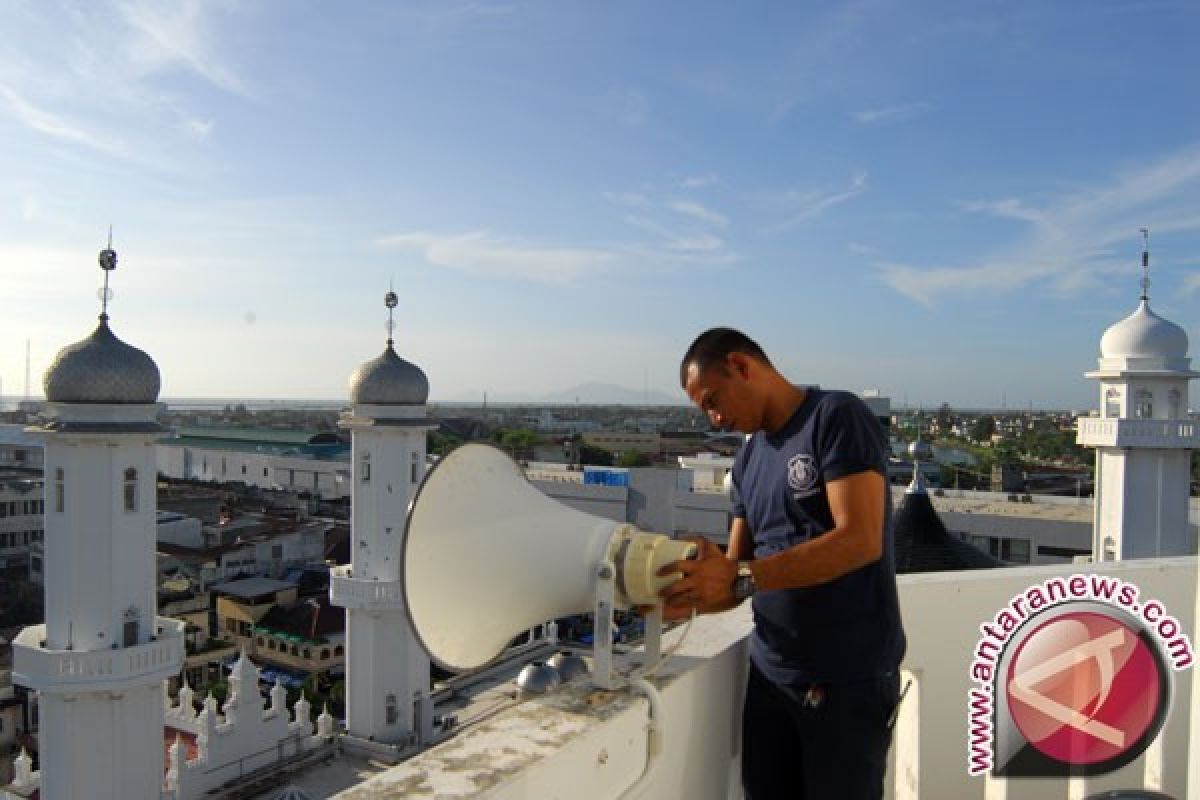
[662,327,906,800]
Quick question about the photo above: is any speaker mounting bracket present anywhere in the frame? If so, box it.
[593,560,618,689]
[591,559,665,690]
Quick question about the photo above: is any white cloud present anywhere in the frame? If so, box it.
[768,171,868,231]
[668,200,728,227]
[1,243,102,302]
[602,186,734,260]
[959,198,1054,229]
[612,88,649,126]
[1183,272,1200,295]
[624,215,724,253]
[848,242,881,256]
[681,173,718,189]
[876,145,1200,305]
[387,2,515,27]
[852,101,932,125]
[602,191,649,207]
[375,231,615,285]
[0,2,246,169]
[119,0,250,96]
[0,85,128,156]
[181,117,214,140]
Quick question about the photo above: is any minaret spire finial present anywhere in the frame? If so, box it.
[1139,227,1150,302]
[98,227,118,322]
[384,282,398,348]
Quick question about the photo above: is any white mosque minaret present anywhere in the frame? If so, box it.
[11,240,185,799]
[1078,231,1200,561]
[331,289,436,754]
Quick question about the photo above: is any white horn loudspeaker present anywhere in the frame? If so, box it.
[403,443,696,688]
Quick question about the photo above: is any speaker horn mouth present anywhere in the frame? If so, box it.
[402,443,697,674]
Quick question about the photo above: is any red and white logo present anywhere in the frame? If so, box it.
[1006,610,1163,767]
[991,603,1170,776]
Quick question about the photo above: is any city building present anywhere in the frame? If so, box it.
[0,428,41,472]
[155,512,330,587]
[0,474,43,576]
[157,427,351,500]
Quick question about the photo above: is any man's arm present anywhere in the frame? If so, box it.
[726,516,752,561]
[656,517,748,621]
[658,468,885,614]
[748,468,884,591]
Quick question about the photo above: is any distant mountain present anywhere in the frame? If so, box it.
[538,382,683,405]
[439,383,684,406]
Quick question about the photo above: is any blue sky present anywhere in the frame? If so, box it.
[3,1,1200,408]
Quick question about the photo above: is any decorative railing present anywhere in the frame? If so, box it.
[1077,417,1200,448]
[329,565,405,609]
[12,618,185,693]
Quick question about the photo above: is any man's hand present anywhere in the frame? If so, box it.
[655,536,741,621]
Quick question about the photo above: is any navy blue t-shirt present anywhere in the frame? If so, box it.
[731,388,906,685]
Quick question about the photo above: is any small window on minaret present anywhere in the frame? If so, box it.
[54,468,65,512]
[361,452,371,483]
[1135,389,1153,419]
[1105,388,1121,418]
[385,693,399,725]
[124,468,138,512]
[1168,389,1181,419]
[410,452,419,484]
[123,607,140,647]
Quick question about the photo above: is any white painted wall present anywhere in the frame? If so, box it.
[339,411,433,744]
[328,559,1198,800]
[157,444,351,500]
[37,684,163,800]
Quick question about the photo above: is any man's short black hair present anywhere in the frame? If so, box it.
[680,327,772,388]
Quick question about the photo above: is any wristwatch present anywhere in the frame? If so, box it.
[733,561,756,602]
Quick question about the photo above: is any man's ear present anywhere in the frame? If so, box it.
[726,351,753,379]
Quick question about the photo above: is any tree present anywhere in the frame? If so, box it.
[971,415,996,443]
[935,403,953,435]
[993,439,1020,464]
[497,428,540,458]
[209,680,230,705]
[579,444,613,466]
[329,679,346,715]
[428,431,463,456]
[616,450,650,468]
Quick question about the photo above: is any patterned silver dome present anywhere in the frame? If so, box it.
[43,319,161,404]
[348,344,429,405]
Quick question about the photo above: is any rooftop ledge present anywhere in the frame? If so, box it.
[333,605,753,800]
[329,557,1199,799]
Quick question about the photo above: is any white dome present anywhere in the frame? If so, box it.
[1100,300,1188,360]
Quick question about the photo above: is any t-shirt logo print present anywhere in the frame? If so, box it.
[787,453,821,499]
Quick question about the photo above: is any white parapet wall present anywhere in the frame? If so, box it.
[331,606,753,800]
[327,558,1198,800]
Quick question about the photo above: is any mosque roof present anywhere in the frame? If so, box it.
[1100,300,1189,361]
[43,319,161,404]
